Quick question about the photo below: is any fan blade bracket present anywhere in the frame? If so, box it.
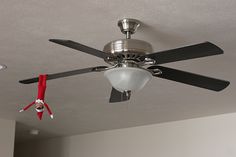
[136,57,157,66]
[147,67,162,76]
[124,90,131,97]
[92,66,109,72]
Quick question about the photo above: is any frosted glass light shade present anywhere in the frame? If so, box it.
[104,67,152,92]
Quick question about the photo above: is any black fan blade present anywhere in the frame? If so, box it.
[148,66,230,91]
[19,66,108,84]
[109,87,131,103]
[141,42,223,64]
[49,39,111,59]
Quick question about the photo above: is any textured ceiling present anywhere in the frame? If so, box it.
[0,0,235,142]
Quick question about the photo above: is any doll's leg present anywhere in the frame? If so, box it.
[38,75,43,86]
[42,75,47,86]
[37,75,47,100]
[44,103,53,119]
[19,101,35,112]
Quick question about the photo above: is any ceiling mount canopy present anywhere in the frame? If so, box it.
[117,18,141,39]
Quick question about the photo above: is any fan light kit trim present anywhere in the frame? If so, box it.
[19,18,230,103]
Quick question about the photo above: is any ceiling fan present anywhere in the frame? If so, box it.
[19,18,230,103]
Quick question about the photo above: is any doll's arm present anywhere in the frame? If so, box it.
[19,101,35,112]
[44,103,53,119]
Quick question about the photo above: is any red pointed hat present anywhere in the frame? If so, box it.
[37,111,44,120]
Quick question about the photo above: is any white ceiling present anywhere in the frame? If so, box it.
[0,0,235,142]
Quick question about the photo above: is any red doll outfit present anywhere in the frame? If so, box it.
[19,75,53,120]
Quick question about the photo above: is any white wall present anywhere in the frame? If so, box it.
[15,113,236,157]
[0,118,15,157]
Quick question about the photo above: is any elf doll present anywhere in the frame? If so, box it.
[19,75,53,120]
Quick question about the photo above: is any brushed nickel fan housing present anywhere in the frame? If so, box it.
[103,18,153,64]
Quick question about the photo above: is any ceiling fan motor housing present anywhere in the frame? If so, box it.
[103,39,153,59]
[103,18,153,65]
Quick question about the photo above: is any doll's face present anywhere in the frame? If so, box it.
[35,102,44,110]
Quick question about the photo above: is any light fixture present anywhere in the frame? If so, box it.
[0,64,7,70]
[104,67,152,92]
